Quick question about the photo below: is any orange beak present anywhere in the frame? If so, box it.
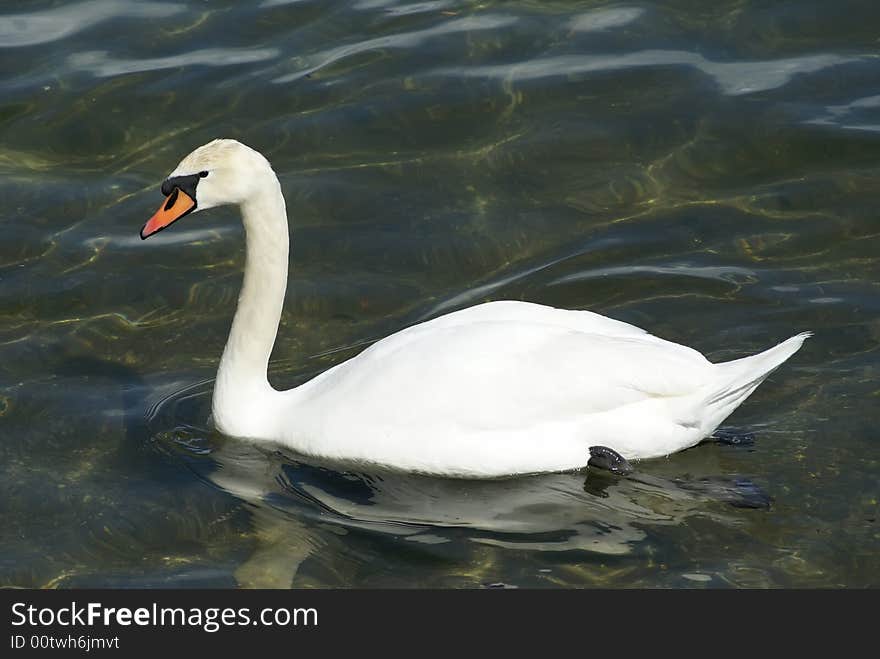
[141,188,196,239]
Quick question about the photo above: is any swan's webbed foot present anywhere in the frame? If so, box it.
[587,446,633,476]
[710,428,756,446]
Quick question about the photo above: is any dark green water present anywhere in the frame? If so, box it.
[2,0,878,588]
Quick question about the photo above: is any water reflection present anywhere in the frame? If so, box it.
[0,0,183,48]
[69,48,280,78]
[569,7,645,32]
[272,14,518,83]
[443,51,859,97]
[807,94,880,133]
[549,263,758,287]
[354,0,456,16]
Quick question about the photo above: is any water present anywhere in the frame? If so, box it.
[1,0,878,588]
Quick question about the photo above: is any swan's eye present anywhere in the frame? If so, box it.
[199,170,209,178]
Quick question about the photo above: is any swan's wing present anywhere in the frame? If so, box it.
[296,315,713,432]
[410,300,649,338]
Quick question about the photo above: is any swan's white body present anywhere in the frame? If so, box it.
[147,140,809,478]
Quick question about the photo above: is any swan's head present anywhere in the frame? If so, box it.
[141,139,274,239]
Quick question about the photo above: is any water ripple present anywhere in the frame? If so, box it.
[807,93,880,133]
[550,263,758,287]
[569,7,645,32]
[68,47,280,77]
[261,0,313,7]
[273,14,518,83]
[0,0,184,48]
[354,0,456,16]
[441,50,859,96]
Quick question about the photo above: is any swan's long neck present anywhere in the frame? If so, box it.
[212,171,289,435]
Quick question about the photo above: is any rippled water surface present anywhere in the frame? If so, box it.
[2,0,879,588]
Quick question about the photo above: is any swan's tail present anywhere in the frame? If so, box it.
[699,332,812,434]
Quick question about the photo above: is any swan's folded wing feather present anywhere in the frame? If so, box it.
[410,300,649,338]
[298,316,714,433]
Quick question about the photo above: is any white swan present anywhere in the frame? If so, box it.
[141,139,810,478]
